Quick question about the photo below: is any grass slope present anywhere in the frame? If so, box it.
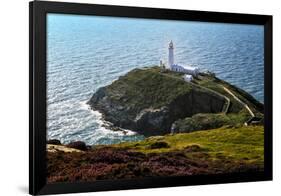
[107,66,194,110]
[114,125,264,164]
[47,125,264,183]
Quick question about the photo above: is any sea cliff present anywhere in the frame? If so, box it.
[88,66,263,136]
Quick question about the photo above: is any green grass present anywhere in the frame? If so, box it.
[107,67,263,116]
[106,66,195,110]
[47,125,264,183]
[113,125,264,165]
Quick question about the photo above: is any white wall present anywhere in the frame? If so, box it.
[0,0,279,195]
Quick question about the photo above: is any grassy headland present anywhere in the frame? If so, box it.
[88,66,263,136]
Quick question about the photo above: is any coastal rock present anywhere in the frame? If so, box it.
[88,67,227,136]
[47,139,61,145]
[88,67,264,136]
[67,141,88,151]
[47,144,83,153]
[134,107,170,135]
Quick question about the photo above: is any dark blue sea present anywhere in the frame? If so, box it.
[47,14,264,145]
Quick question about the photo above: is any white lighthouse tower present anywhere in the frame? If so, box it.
[168,40,174,69]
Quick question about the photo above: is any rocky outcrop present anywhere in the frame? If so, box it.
[88,67,226,136]
[47,144,83,153]
[47,139,61,145]
[88,66,264,136]
[67,141,88,151]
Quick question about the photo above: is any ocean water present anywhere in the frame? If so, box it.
[47,14,264,145]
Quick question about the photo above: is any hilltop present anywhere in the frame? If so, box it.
[88,66,263,136]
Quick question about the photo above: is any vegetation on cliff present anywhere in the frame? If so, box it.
[172,112,250,133]
[47,125,263,183]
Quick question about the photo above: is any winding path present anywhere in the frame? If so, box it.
[221,85,255,118]
[158,70,257,116]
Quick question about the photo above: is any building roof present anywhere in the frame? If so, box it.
[182,65,199,71]
[171,64,199,71]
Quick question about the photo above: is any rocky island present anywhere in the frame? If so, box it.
[88,66,263,136]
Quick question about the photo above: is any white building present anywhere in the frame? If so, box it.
[167,40,199,77]
[181,65,200,76]
[183,74,193,82]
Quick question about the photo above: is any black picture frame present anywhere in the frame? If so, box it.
[29,1,273,195]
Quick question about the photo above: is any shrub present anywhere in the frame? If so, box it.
[184,145,202,152]
[149,141,170,149]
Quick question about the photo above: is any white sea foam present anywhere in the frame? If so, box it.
[79,100,137,136]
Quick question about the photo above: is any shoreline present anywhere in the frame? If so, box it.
[83,100,139,137]
[48,101,143,146]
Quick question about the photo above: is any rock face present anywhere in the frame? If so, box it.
[47,139,61,145]
[67,141,88,151]
[88,67,226,136]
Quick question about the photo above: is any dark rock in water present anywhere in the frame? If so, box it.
[88,66,263,136]
[47,139,61,145]
[67,141,87,151]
